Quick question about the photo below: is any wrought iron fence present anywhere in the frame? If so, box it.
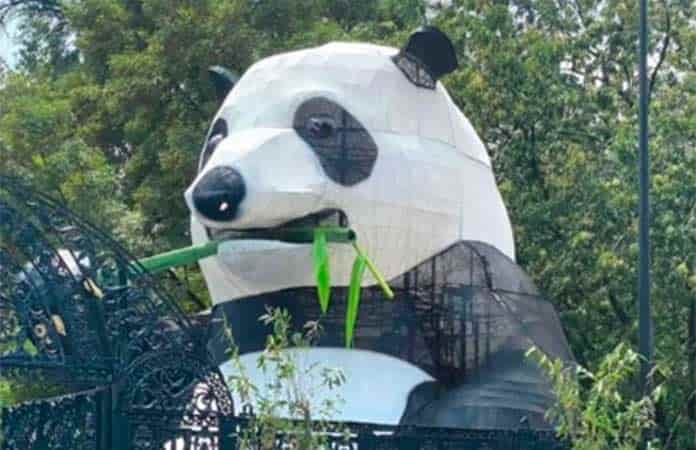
[1,392,567,450]
[0,175,233,449]
[224,413,569,450]
[1,388,103,450]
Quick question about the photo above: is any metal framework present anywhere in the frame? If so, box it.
[0,175,567,449]
[0,175,233,449]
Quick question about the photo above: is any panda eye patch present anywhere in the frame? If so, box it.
[294,97,377,186]
[306,117,337,139]
[199,118,228,171]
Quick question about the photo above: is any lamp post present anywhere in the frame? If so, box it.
[638,0,653,391]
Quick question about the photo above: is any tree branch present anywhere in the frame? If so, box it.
[570,0,588,30]
[606,285,631,327]
[648,0,672,104]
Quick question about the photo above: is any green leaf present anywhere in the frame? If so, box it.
[313,229,331,313]
[22,339,38,357]
[346,254,367,348]
[351,242,394,299]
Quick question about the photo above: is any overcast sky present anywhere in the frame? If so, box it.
[0,17,19,68]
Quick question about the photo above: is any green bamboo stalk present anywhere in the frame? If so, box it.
[136,226,394,300]
[138,241,220,273]
[136,227,356,274]
[136,225,395,349]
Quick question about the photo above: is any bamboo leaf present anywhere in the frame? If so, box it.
[351,242,394,299]
[313,229,331,313]
[23,339,38,357]
[346,254,367,348]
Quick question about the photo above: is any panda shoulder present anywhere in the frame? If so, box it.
[399,241,536,295]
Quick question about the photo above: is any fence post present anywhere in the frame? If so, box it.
[96,388,112,450]
[220,416,236,450]
[110,383,129,450]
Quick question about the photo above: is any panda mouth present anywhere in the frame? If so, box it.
[206,208,349,242]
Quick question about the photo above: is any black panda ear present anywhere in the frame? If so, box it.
[393,26,458,89]
[208,65,240,102]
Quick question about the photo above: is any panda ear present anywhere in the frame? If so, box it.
[208,65,240,102]
[394,26,458,87]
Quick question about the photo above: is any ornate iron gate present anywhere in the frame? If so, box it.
[0,176,566,449]
[0,175,233,449]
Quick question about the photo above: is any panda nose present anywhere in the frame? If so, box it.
[192,166,246,221]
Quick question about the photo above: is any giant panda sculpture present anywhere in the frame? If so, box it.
[185,28,573,430]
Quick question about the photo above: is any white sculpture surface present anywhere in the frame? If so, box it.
[186,41,515,303]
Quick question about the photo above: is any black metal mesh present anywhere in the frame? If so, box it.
[208,241,573,430]
[1,392,568,450]
[293,96,378,186]
[392,52,437,89]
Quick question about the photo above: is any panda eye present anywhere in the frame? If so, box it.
[199,119,227,171]
[306,117,337,139]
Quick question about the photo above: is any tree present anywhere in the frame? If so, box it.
[0,0,694,447]
[435,0,695,444]
[529,344,665,450]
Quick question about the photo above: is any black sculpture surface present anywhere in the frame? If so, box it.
[209,241,573,430]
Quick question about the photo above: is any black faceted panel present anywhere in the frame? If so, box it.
[392,52,437,89]
[293,97,377,186]
[208,241,574,430]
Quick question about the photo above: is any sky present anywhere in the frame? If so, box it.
[0,17,19,68]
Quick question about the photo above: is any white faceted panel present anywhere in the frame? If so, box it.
[187,41,515,304]
[221,348,434,425]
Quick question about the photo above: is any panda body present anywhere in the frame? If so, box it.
[187,32,569,430]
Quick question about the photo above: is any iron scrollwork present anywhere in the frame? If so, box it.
[1,388,100,450]
[0,176,233,450]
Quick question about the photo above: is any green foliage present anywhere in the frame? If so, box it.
[309,230,392,346]
[436,0,695,444]
[225,307,347,450]
[312,229,331,314]
[0,374,67,408]
[1,0,695,446]
[346,254,366,348]
[529,344,665,450]
[0,375,70,445]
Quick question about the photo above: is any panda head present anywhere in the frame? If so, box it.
[185,28,515,304]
